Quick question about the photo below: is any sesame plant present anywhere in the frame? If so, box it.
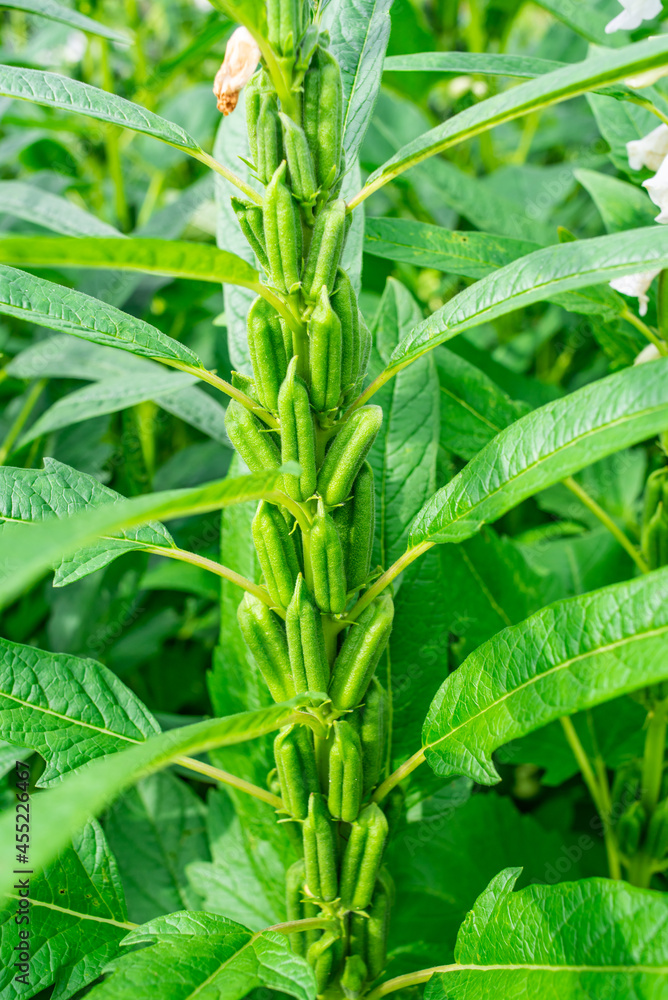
[2,0,668,997]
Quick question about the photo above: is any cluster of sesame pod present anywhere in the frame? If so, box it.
[220,4,396,992]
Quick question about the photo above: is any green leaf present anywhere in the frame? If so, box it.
[425,872,668,999]
[587,91,658,177]
[435,348,529,461]
[0,696,317,898]
[575,168,657,233]
[363,92,555,244]
[86,911,315,1000]
[0,635,161,784]
[387,793,582,974]
[409,359,668,546]
[6,337,230,447]
[389,227,667,374]
[0,65,201,154]
[0,265,204,368]
[19,372,197,445]
[208,0,266,34]
[384,51,564,77]
[213,90,259,375]
[0,0,131,43]
[323,0,393,162]
[368,279,440,569]
[364,217,540,280]
[391,529,550,767]
[188,788,294,930]
[364,217,622,319]
[209,456,269,776]
[497,697,648,787]
[0,458,176,586]
[0,467,285,609]
[105,772,209,924]
[0,236,260,289]
[533,0,630,45]
[0,180,122,236]
[422,567,668,783]
[0,821,132,1000]
[17,372,230,450]
[359,37,668,199]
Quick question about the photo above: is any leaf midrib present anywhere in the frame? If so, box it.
[402,242,655,365]
[0,688,144,743]
[424,623,668,756]
[4,892,135,930]
[416,397,668,540]
[436,962,667,973]
[438,383,504,433]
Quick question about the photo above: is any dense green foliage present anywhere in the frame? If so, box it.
[1,0,668,997]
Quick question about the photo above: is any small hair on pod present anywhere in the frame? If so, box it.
[213,26,261,115]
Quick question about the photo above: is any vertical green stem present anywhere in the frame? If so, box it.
[641,704,667,815]
[562,477,649,574]
[99,39,131,231]
[560,716,622,880]
[0,380,46,465]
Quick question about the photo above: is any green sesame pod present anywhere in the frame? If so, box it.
[643,504,665,570]
[274,723,320,819]
[617,800,647,857]
[643,468,668,528]
[310,498,348,614]
[251,500,301,609]
[230,370,255,397]
[333,461,375,592]
[303,47,343,191]
[363,869,394,979]
[231,198,270,274]
[279,111,318,206]
[329,595,394,711]
[224,399,282,475]
[285,859,320,956]
[308,931,344,993]
[286,574,330,693]
[309,286,342,412]
[256,92,283,186]
[611,761,642,814]
[331,268,362,395]
[349,677,388,796]
[264,162,303,294]
[237,593,295,702]
[278,356,317,502]
[247,297,288,412]
[339,803,389,911]
[267,0,302,54]
[645,798,668,860]
[301,198,347,301]
[303,792,338,901]
[245,71,262,166]
[328,721,363,823]
[341,955,367,999]
[317,405,383,508]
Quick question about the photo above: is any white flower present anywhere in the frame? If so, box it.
[643,152,668,222]
[213,26,261,116]
[627,124,668,171]
[605,0,662,33]
[609,269,660,315]
[634,342,662,363]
